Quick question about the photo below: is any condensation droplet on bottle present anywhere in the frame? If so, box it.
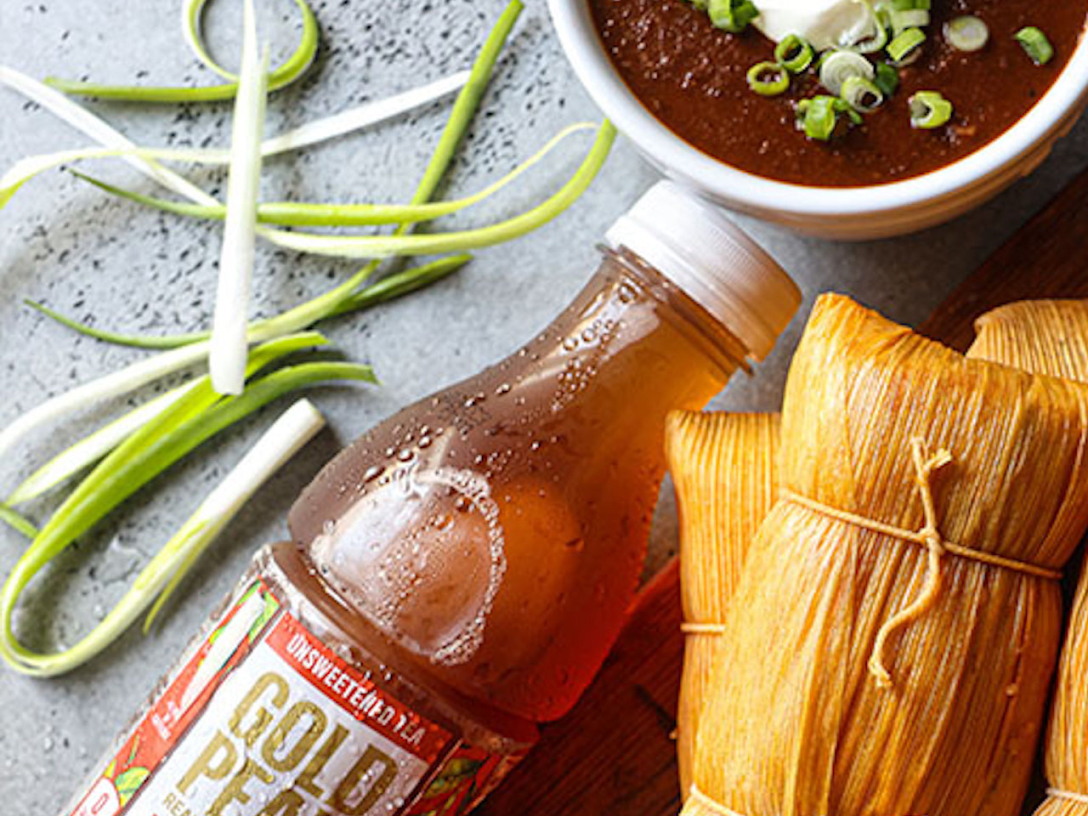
[384,446,396,458]
[323,519,337,536]
[562,337,578,352]
[418,435,432,449]
[398,448,414,462]
[581,328,596,342]
[364,465,383,482]
[496,382,511,395]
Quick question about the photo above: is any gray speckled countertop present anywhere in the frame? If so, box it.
[1,0,1087,810]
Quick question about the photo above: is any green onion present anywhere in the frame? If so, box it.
[873,61,901,96]
[747,61,790,96]
[0,394,336,677]
[796,96,860,140]
[19,0,526,353]
[210,0,268,396]
[0,504,38,539]
[943,15,989,52]
[0,345,373,678]
[67,122,596,228]
[819,51,874,96]
[775,34,814,73]
[0,66,220,208]
[844,1,889,53]
[0,331,254,472]
[235,123,616,260]
[44,0,318,102]
[708,0,760,33]
[1015,26,1054,65]
[885,0,929,10]
[887,26,926,65]
[889,8,929,33]
[841,75,885,112]
[26,254,470,350]
[7,381,200,505]
[909,90,953,128]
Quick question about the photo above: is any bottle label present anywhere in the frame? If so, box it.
[69,580,523,816]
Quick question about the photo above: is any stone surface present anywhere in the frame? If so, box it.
[0,0,1086,810]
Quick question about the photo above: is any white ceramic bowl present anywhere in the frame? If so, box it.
[548,0,1088,240]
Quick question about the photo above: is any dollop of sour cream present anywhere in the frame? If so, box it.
[753,0,874,51]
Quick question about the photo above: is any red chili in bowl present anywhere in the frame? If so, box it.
[589,0,1085,186]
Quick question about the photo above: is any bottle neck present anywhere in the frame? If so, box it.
[598,244,752,378]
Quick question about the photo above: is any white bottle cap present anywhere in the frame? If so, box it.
[605,181,801,361]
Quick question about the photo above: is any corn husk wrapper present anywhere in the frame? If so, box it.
[968,300,1088,816]
[682,294,1088,816]
[666,412,779,796]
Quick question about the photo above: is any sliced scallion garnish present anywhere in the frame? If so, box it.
[873,61,901,97]
[889,8,930,34]
[1015,26,1054,65]
[841,75,885,112]
[943,15,989,52]
[819,51,875,97]
[796,96,860,141]
[844,0,889,54]
[909,90,953,128]
[708,0,760,33]
[747,61,790,96]
[775,34,814,73]
[887,26,926,65]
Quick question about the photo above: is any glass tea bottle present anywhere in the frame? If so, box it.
[64,181,800,816]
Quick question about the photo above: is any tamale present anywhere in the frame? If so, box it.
[665,412,779,796]
[682,294,1088,816]
[967,300,1088,816]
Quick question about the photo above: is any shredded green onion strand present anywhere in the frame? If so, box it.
[775,34,814,73]
[210,0,268,395]
[841,75,884,112]
[1015,26,1054,65]
[2,400,324,674]
[747,61,790,96]
[0,66,220,208]
[887,27,926,64]
[68,122,596,228]
[140,400,324,629]
[18,0,524,353]
[819,51,874,96]
[0,354,372,677]
[873,61,900,96]
[7,381,200,505]
[943,15,989,52]
[247,122,616,259]
[259,72,471,157]
[44,0,318,102]
[0,504,38,539]
[909,90,953,128]
[708,0,760,33]
[26,254,470,350]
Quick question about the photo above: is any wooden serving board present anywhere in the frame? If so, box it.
[476,169,1088,816]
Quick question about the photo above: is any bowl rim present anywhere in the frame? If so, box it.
[548,0,1088,217]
